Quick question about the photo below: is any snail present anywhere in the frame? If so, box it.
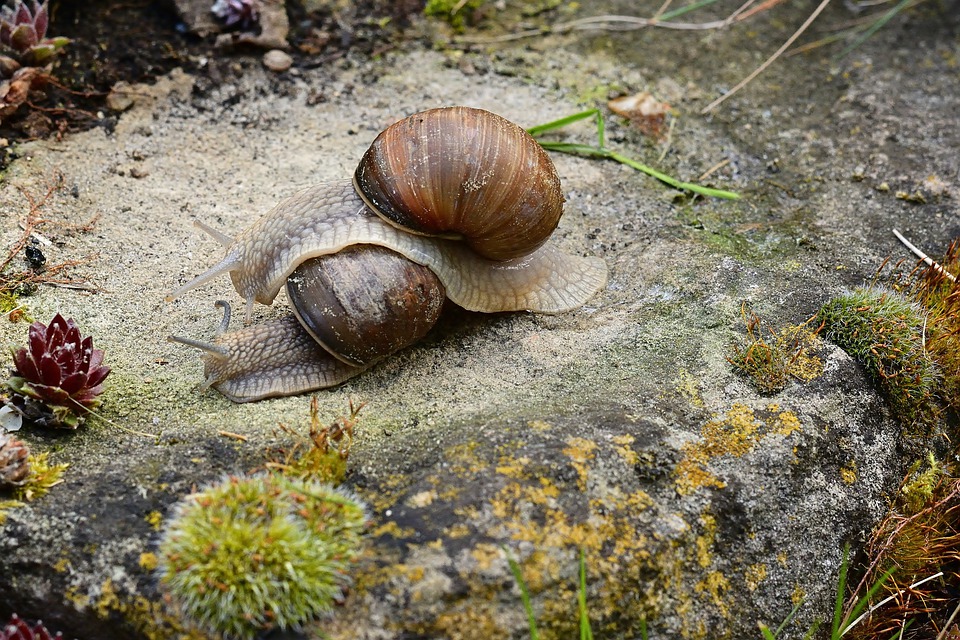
[167,107,607,402]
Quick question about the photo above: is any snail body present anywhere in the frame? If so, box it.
[168,107,607,402]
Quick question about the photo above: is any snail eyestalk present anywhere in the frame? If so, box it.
[166,334,228,357]
[194,219,235,248]
[165,252,241,302]
[214,300,232,334]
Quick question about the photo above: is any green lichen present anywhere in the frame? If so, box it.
[817,287,939,431]
[157,474,368,639]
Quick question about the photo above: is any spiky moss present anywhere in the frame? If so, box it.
[817,287,939,432]
[157,474,368,639]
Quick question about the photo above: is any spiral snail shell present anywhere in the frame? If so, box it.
[167,107,607,402]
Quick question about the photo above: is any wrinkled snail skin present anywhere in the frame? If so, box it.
[167,107,608,402]
[183,313,368,403]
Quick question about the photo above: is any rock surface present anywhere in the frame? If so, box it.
[0,4,957,640]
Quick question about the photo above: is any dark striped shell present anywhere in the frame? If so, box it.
[353,106,564,261]
[286,245,445,367]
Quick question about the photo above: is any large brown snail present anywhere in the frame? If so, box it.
[167,107,607,402]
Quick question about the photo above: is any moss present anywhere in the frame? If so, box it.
[424,0,484,30]
[157,474,368,639]
[817,287,939,432]
[898,453,943,514]
[729,310,824,395]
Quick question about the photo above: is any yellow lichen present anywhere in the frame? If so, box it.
[675,403,805,495]
[406,489,438,508]
[562,437,597,491]
[791,584,807,606]
[138,552,158,572]
[612,434,640,465]
[674,369,706,408]
[696,513,717,569]
[144,510,163,531]
[495,454,530,478]
[840,460,858,485]
[744,563,767,591]
[470,543,502,571]
[696,571,731,619]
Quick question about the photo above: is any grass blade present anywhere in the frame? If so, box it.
[759,623,777,640]
[526,109,600,137]
[578,549,594,640]
[837,0,912,59]
[504,548,540,640]
[529,109,741,200]
[832,544,851,638]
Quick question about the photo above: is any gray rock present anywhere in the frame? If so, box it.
[0,5,956,639]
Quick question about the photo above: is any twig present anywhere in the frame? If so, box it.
[936,600,960,640]
[218,430,249,442]
[893,228,956,283]
[701,0,832,113]
[698,158,731,181]
[455,1,778,45]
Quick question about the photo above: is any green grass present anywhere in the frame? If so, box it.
[527,109,741,200]
[761,543,895,640]
[506,547,597,640]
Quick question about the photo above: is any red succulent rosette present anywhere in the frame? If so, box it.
[6,313,110,429]
[1,613,64,640]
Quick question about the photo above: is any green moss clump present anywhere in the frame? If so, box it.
[157,474,368,639]
[424,0,484,30]
[817,287,939,429]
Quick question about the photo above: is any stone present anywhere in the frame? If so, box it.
[263,49,293,73]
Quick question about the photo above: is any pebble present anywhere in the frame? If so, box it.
[263,49,293,73]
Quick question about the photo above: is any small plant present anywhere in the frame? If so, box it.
[157,473,368,639]
[5,313,110,430]
[816,287,939,431]
[527,109,740,200]
[267,396,364,485]
[1,613,65,639]
[760,544,893,640]
[728,307,822,394]
[210,0,260,29]
[0,0,68,72]
[0,431,30,487]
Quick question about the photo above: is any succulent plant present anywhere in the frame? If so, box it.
[211,0,260,29]
[6,313,110,430]
[0,1,68,73]
[0,431,30,487]
[158,474,368,639]
[1,614,64,640]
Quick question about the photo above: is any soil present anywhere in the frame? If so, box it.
[0,0,427,152]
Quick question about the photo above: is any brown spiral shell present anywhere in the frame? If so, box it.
[353,106,565,261]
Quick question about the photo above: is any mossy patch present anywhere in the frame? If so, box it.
[817,286,939,432]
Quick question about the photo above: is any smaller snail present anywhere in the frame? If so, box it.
[168,107,607,402]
